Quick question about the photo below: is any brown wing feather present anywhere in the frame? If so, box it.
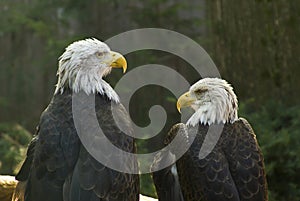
[168,118,268,201]
[224,118,268,201]
[177,124,240,201]
[15,91,139,201]
[66,94,139,201]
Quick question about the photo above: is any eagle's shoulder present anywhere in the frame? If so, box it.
[231,117,256,137]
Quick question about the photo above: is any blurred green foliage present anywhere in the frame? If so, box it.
[0,123,31,175]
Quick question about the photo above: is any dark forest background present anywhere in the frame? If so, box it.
[0,0,299,200]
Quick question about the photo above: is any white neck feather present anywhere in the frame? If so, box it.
[54,68,119,103]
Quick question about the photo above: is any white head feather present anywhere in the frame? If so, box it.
[55,38,120,102]
[184,78,238,126]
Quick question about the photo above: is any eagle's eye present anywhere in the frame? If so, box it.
[96,52,105,58]
[194,88,208,95]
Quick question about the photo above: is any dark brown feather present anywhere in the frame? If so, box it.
[153,119,268,201]
[15,89,139,201]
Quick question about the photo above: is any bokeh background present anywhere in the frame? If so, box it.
[0,0,299,200]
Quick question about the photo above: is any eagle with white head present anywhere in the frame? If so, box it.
[177,78,238,126]
[153,78,268,201]
[14,38,139,201]
[55,38,127,99]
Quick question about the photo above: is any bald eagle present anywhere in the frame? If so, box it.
[14,38,139,201]
[153,78,268,201]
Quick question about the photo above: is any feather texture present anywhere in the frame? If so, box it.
[15,89,139,201]
[153,119,268,201]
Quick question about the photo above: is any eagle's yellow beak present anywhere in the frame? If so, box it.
[109,51,127,73]
[177,91,196,113]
